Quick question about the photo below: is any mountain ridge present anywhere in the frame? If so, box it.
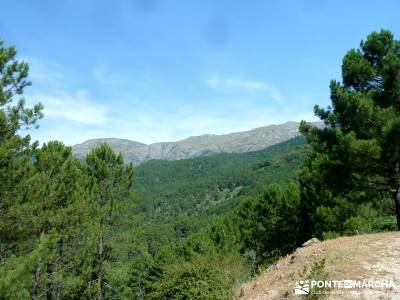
[72,121,313,165]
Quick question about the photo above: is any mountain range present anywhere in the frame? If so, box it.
[72,121,310,165]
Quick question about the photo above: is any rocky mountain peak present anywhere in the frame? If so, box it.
[72,121,312,165]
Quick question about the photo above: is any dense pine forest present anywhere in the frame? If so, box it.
[1,29,400,299]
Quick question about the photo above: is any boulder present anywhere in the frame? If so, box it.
[301,237,320,247]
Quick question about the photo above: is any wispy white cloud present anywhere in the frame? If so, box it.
[32,90,108,125]
[23,57,64,84]
[29,94,317,146]
[92,66,127,85]
[94,98,316,144]
[206,74,283,101]
[25,58,314,146]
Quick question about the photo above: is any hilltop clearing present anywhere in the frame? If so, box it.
[237,232,400,300]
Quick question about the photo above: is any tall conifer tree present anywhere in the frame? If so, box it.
[86,144,134,299]
[300,30,400,234]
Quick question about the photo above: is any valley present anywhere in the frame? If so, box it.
[1,18,399,300]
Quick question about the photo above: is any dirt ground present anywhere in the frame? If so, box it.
[236,232,400,300]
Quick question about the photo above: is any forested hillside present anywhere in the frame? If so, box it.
[125,137,309,298]
[134,136,307,217]
[0,39,309,298]
[1,29,400,299]
[127,136,307,261]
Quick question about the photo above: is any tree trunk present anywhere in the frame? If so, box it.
[97,231,104,300]
[31,259,41,300]
[46,262,53,300]
[55,239,63,300]
[395,187,400,231]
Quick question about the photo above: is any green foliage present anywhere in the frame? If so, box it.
[149,259,231,300]
[323,214,398,239]
[369,216,397,232]
[321,231,340,240]
[85,143,135,299]
[28,142,96,298]
[298,259,330,300]
[300,29,400,238]
[0,233,56,300]
[2,30,398,299]
[130,137,307,262]
[235,183,301,265]
[0,41,136,298]
[134,136,307,218]
[0,38,43,263]
[144,251,250,300]
[124,138,308,298]
[0,141,99,298]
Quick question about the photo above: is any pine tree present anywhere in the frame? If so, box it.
[0,38,138,299]
[85,144,134,299]
[27,142,96,299]
[300,29,400,234]
[235,183,301,265]
[0,38,45,298]
[0,39,43,262]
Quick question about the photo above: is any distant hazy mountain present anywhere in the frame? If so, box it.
[72,121,310,165]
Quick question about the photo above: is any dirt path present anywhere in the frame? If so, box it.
[236,232,400,300]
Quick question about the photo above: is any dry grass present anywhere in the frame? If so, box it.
[236,232,400,300]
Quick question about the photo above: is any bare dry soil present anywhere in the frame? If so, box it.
[236,232,400,300]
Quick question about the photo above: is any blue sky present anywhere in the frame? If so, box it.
[2,0,399,145]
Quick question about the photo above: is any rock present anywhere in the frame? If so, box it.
[267,262,280,272]
[302,238,321,247]
[73,122,319,165]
